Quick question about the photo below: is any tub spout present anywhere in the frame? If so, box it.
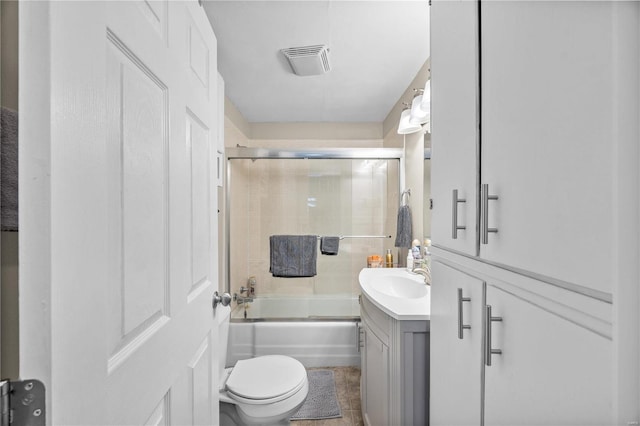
[233,293,254,305]
[411,267,431,285]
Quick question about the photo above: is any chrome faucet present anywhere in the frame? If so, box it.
[412,266,431,285]
[233,292,253,305]
[239,277,257,296]
[234,277,257,305]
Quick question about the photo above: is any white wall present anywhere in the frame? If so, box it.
[382,59,430,245]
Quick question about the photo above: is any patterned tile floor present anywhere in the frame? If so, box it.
[291,366,363,426]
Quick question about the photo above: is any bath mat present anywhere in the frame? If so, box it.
[290,369,342,420]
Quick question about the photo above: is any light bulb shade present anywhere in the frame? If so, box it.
[420,79,431,113]
[397,108,422,134]
[409,93,429,125]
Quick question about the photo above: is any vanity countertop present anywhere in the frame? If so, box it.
[359,267,430,321]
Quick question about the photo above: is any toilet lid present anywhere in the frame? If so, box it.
[225,355,306,401]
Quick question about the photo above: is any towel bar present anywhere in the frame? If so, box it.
[316,235,392,240]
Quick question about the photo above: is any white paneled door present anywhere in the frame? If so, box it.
[20,1,220,424]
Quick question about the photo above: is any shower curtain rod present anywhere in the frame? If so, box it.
[316,235,392,240]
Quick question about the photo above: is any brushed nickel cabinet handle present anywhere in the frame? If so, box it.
[452,189,467,239]
[457,288,471,339]
[485,304,503,366]
[481,184,499,245]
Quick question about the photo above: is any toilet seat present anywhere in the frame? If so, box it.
[225,355,307,405]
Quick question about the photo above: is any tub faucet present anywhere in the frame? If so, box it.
[240,277,257,297]
[247,276,257,296]
[233,293,254,305]
[412,266,431,285]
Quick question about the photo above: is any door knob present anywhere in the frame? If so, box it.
[212,291,232,310]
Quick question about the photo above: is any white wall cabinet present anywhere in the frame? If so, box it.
[429,0,478,258]
[360,296,429,426]
[484,282,612,425]
[431,2,639,292]
[477,1,636,293]
[430,254,614,425]
[430,0,639,423]
[430,262,483,425]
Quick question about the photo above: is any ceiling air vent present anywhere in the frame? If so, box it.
[281,45,331,76]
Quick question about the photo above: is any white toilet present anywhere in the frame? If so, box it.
[217,305,309,425]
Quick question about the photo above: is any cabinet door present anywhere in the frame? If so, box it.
[484,284,612,425]
[479,1,638,294]
[362,325,389,426]
[430,0,479,256]
[430,261,484,425]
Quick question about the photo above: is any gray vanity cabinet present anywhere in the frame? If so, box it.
[361,319,389,425]
[360,296,429,426]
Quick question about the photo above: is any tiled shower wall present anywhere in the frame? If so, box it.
[229,158,399,299]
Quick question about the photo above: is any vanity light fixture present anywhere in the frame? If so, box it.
[409,89,429,125]
[397,103,422,134]
[420,79,431,113]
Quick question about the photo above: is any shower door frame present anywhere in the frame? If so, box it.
[224,147,404,293]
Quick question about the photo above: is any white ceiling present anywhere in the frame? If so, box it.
[203,1,430,123]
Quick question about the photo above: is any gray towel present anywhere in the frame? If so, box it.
[320,236,340,255]
[394,205,412,248]
[270,235,317,277]
[1,107,18,231]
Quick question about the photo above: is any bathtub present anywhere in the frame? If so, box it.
[227,296,362,368]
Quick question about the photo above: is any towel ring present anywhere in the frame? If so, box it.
[401,189,411,206]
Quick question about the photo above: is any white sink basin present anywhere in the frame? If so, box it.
[369,275,427,299]
[359,268,430,320]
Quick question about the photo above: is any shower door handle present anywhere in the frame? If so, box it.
[452,189,467,239]
[457,288,471,339]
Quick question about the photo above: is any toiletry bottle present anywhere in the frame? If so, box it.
[386,249,393,268]
[411,239,422,262]
[406,251,413,271]
[423,238,431,269]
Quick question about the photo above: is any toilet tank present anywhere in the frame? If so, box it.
[217,305,231,385]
